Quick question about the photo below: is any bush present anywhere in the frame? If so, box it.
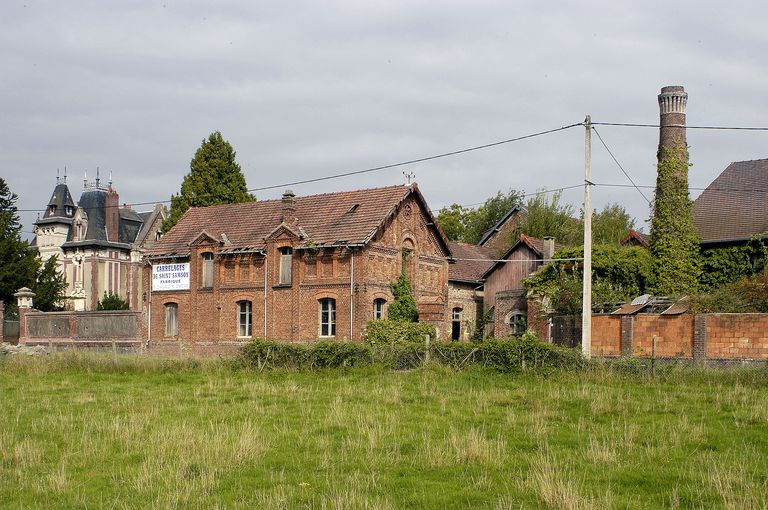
[97,292,129,311]
[363,320,436,346]
[237,332,583,373]
[690,271,768,313]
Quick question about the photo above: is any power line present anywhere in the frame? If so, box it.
[439,184,585,210]
[592,121,768,131]
[16,122,584,213]
[591,127,651,205]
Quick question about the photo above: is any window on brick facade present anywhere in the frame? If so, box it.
[319,298,336,337]
[506,311,527,337]
[451,307,462,341]
[165,303,178,336]
[201,252,214,288]
[279,247,292,285]
[373,298,386,320]
[238,300,252,337]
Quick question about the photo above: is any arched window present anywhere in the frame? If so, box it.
[279,247,293,285]
[238,300,252,337]
[201,252,214,288]
[451,307,462,341]
[506,310,527,337]
[165,303,178,337]
[373,298,386,320]
[319,298,336,337]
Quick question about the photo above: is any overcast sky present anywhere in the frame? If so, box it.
[3,0,767,240]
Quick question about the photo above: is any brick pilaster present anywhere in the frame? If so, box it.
[693,314,707,361]
[620,316,633,356]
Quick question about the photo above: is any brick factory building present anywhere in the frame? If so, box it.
[144,184,454,347]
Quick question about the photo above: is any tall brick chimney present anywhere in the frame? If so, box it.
[105,186,120,242]
[657,85,688,160]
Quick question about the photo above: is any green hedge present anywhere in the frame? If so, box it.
[362,320,437,345]
[237,336,583,372]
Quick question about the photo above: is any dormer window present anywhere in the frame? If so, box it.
[155,231,162,241]
[49,206,56,215]
[65,206,73,216]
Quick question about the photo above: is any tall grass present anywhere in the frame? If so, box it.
[1,353,767,508]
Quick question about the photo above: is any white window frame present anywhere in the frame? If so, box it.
[373,298,386,320]
[279,247,293,285]
[238,301,252,338]
[319,298,336,337]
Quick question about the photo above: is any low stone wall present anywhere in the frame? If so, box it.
[552,313,768,363]
[19,309,147,352]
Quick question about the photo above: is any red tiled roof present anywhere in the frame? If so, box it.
[693,159,768,243]
[621,230,650,247]
[447,241,495,283]
[148,185,429,257]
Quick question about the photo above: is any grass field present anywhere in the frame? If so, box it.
[1,355,767,509]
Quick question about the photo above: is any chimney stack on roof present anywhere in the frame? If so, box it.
[281,189,297,224]
[542,236,555,261]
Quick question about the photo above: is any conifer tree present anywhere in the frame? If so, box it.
[162,131,254,232]
[0,178,39,315]
[33,256,67,312]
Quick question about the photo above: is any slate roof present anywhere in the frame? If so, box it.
[147,184,450,258]
[40,183,76,221]
[693,159,768,244]
[447,241,495,283]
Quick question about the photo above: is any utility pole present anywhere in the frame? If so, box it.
[582,116,592,359]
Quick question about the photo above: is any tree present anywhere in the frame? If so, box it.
[33,256,67,312]
[648,142,701,295]
[513,190,582,246]
[591,203,636,245]
[436,188,524,244]
[163,131,255,232]
[0,178,39,317]
[97,292,129,311]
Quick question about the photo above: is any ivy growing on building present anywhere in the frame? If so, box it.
[699,237,767,291]
[388,250,419,322]
[648,141,701,295]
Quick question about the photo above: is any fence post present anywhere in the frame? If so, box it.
[424,334,430,365]
[651,335,657,377]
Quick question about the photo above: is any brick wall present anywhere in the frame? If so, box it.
[446,282,483,340]
[551,312,768,362]
[704,314,768,360]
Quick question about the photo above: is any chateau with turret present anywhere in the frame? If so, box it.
[33,171,167,311]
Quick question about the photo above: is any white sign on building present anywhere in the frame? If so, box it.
[152,263,190,291]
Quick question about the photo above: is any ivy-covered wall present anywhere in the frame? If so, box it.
[699,238,767,291]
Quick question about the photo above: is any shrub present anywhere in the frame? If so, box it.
[388,270,418,322]
[237,332,583,373]
[363,320,436,346]
[97,292,129,311]
[690,271,768,313]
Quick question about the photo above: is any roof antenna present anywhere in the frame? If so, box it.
[63,166,67,184]
[403,171,415,184]
[56,168,60,184]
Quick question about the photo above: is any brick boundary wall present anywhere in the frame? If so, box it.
[552,313,768,364]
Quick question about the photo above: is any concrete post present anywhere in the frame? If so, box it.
[14,287,35,345]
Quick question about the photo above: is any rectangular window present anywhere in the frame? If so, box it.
[238,301,252,337]
[279,247,292,285]
[320,298,336,337]
[201,253,214,288]
[165,303,178,336]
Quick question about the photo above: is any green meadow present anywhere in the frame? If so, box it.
[1,354,767,509]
